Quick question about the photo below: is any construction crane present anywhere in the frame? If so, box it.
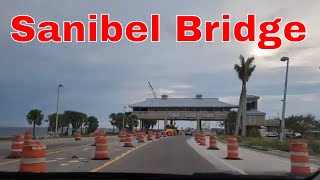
[148,81,157,98]
[147,81,160,131]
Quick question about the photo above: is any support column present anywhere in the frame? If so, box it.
[196,118,200,131]
[164,119,168,129]
[170,120,173,125]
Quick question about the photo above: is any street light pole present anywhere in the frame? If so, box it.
[55,84,63,137]
[280,57,289,142]
[122,106,126,130]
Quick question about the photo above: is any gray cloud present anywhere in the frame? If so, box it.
[1,0,320,129]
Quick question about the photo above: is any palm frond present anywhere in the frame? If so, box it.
[247,65,256,78]
[239,55,245,66]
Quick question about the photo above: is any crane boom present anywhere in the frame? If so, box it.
[148,81,157,98]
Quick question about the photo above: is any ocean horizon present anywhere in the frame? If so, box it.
[0,127,118,138]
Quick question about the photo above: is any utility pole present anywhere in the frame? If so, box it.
[55,84,63,137]
[280,57,289,142]
[122,106,126,130]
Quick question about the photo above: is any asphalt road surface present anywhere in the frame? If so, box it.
[0,136,139,172]
[100,136,220,175]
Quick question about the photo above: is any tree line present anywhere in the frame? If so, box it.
[222,111,320,138]
[26,109,99,137]
[109,112,157,132]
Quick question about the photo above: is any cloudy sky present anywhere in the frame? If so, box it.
[1,0,320,129]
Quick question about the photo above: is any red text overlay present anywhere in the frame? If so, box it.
[10,14,306,49]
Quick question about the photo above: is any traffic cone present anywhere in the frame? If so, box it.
[7,135,23,158]
[225,137,241,160]
[290,142,310,174]
[123,134,134,147]
[24,131,32,145]
[207,135,219,150]
[19,142,46,173]
[92,134,110,160]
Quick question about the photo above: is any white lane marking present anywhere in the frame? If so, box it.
[69,160,79,163]
[79,158,87,160]
[60,163,70,166]
[83,148,93,150]
[45,160,57,163]
[219,141,320,172]
[114,149,121,151]
[187,139,247,175]
[55,158,66,160]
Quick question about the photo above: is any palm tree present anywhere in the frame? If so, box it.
[234,55,256,137]
[109,113,116,133]
[26,109,44,138]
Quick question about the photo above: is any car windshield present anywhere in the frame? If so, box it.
[1,0,320,177]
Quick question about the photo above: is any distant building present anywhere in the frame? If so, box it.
[246,95,279,134]
[129,94,278,132]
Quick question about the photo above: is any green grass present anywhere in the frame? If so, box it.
[218,135,320,155]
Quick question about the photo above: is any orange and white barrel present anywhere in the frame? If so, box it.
[196,132,201,143]
[19,142,46,173]
[290,142,310,174]
[120,131,126,142]
[164,130,167,137]
[24,131,33,145]
[74,132,81,141]
[199,133,206,146]
[194,132,198,141]
[123,134,134,147]
[92,135,110,160]
[138,133,145,143]
[147,131,153,141]
[7,135,24,158]
[155,132,160,139]
[207,135,219,150]
[225,137,241,160]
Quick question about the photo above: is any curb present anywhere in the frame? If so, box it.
[242,145,271,151]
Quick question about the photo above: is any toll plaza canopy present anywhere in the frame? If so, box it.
[128,94,238,121]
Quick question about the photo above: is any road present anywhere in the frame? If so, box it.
[0,134,319,175]
[100,136,219,174]
[0,136,139,172]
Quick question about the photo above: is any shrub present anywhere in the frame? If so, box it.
[247,127,261,138]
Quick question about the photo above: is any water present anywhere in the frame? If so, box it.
[0,127,118,138]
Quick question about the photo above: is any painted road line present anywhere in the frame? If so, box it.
[69,160,79,163]
[47,144,90,155]
[60,163,70,166]
[0,144,91,166]
[54,158,66,160]
[90,142,151,172]
[186,139,247,175]
[45,160,57,163]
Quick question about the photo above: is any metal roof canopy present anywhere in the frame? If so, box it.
[129,98,238,108]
